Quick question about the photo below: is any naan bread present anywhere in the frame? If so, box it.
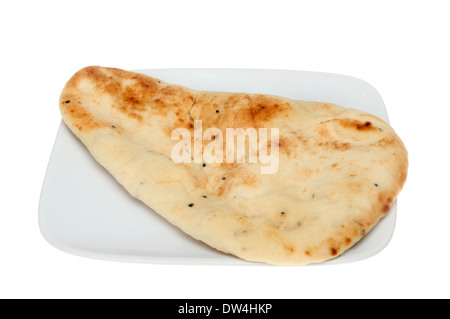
[59,66,408,265]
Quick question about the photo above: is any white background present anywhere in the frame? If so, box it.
[1,0,449,299]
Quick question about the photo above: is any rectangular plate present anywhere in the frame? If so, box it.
[39,69,396,265]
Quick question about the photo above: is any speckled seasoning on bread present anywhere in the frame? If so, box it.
[59,66,408,265]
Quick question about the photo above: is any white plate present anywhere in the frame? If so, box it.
[39,69,397,265]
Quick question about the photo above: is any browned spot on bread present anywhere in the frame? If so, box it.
[277,136,293,157]
[85,66,111,84]
[128,112,143,121]
[107,68,160,95]
[304,250,311,256]
[66,67,122,96]
[192,92,291,131]
[378,192,395,213]
[248,95,290,125]
[74,66,195,123]
[317,140,351,151]
[345,237,352,245]
[155,86,195,117]
[373,137,396,148]
[316,125,332,139]
[337,119,378,132]
[235,216,250,226]
[330,247,339,256]
[284,244,295,254]
[320,103,332,111]
[121,86,146,108]
[103,81,121,96]
[61,100,105,133]
[81,67,125,96]
[296,135,309,148]
[111,76,160,121]
[105,67,136,79]
[64,70,83,89]
[335,142,351,151]
[116,100,146,121]
[399,165,408,186]
[330,141,351,151]
[159,86,178,97]
[130,74,159,96]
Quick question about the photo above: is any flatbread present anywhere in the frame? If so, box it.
[59,66,408,265]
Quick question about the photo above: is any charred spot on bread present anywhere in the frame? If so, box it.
[330,248,338,256]
[338,119,377,132]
